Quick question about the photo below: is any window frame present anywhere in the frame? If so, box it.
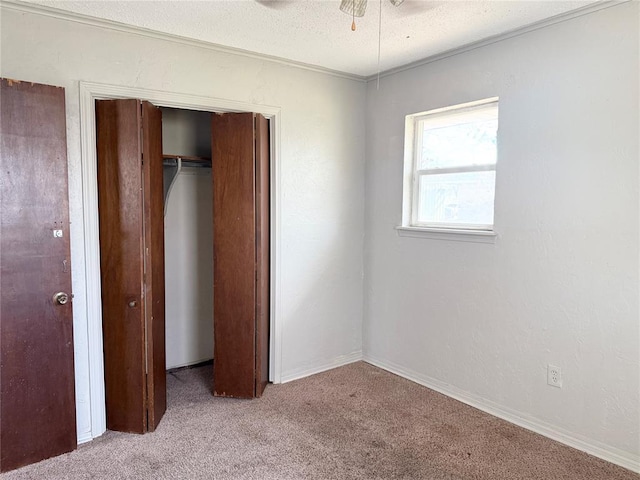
[401,97,499,238]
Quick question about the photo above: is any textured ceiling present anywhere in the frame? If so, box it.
[24,0,596,77]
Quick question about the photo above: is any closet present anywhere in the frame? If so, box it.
[96,99,269,435]
[162,108,214,370]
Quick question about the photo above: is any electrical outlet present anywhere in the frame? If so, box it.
[547,364,562,388]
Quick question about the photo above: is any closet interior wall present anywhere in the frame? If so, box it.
[161,108,214,369]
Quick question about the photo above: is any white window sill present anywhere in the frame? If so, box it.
[395,226,497,244]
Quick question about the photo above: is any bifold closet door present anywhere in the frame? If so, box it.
[254,114,270,396]
[212,112,270,399]
[96,99,166,433]
[1,79,76,472]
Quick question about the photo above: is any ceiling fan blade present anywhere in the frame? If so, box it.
[340,0,368,18]
[255,0,295,9]
[389,0,405,5]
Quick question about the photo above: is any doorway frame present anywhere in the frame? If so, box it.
[78,81,282,441]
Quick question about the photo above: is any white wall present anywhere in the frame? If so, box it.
[0,5,365,442]
[363,2,639,469]
[164,167,214,369]
[162,108,212,159]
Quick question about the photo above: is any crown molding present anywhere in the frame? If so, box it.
[0,0,367,83]
[367,0,630,82]
[0,0,628,87]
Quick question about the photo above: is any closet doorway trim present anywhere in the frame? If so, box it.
[79,81,282,441]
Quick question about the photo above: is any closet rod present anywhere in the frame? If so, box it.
[163,154,211,169]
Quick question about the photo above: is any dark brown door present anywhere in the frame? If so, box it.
[0,78,77,472]
[212,112,270,399]
[96,99,166,433]
[141,102,166,430]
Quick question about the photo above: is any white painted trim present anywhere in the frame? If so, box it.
[77,432,93,445]
[363,354,640,474]
[280,351,363,384]
[270,108,283,384]
[367,1,629,82]
[396,226,497,244]
[0,0,365,83]
[79,81,283,440]
[78,82,106,441]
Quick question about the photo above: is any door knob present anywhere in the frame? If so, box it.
[53,292,69,305]
[128,300,137,308]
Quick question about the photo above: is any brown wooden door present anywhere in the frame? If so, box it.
[96,99,166,433]
[212,112,270,399]
[141,102,166,430]
[0,78,77,472]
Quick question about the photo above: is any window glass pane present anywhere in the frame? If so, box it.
[418,118,497,170]
[417,171,495,227]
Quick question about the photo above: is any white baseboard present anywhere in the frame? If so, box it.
[166,357,213,371]
[363,354,639,474]
[77,432,93,444]
[280,351,363,384]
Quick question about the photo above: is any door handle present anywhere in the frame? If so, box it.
[53,292,69,305]
[128,300,138,308]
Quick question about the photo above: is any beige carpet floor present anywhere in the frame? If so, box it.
[2,362,637,479]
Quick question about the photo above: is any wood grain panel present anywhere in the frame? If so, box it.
[0,78,77,471]
[96,99,146,434]
[212,112,257,398]
[141,101,166,430]
[254,114,270,397]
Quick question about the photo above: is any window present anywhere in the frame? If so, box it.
[402,98,499,235]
